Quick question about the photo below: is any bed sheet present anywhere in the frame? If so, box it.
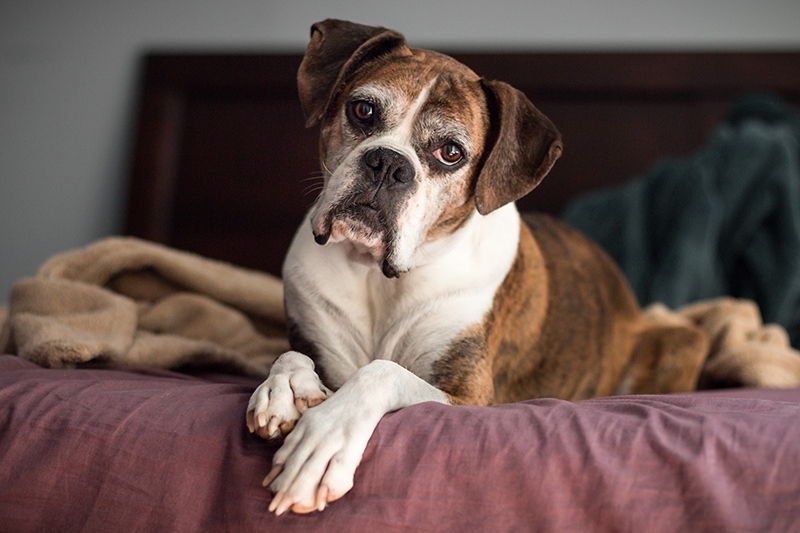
[2,355,799,532]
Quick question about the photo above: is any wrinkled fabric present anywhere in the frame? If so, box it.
[0,237,288,375]
[562,95,800,346]
[2,355,799,532]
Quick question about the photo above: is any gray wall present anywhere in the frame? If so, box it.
[2,0,800,303]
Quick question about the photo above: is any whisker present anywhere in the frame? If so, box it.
[302,175,325,196]
[303,184,325,195]
[300,176,323,184]
[414,241,435,265]
[299,163,334,207]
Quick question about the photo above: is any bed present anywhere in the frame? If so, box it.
[2,51,800,532]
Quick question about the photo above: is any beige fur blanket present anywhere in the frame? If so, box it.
[645,300,800,389]
[2,237,800,390]
[0,237,288,377]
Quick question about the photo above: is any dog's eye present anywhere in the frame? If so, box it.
[433,142,464,166]
[352,101,375,123]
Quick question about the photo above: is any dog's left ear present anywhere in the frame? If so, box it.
[474,80,563,215]
[297,19,407,127]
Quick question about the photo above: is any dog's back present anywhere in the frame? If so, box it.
[493,213,708,401]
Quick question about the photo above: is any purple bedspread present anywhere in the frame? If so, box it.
[1,354,799,532]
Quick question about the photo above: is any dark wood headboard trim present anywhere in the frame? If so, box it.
[125,55,302,241]
[457,52,800,96]
[124,52,800,273]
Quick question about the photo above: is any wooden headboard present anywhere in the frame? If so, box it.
[125,52,800,277]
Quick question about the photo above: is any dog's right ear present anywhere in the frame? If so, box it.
[297,19,407,127]
[474,80,563,215]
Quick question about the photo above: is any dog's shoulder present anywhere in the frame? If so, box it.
[521,212,627,285]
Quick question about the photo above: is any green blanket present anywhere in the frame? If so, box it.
[562,95,800,346]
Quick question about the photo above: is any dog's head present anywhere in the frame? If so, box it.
[298,19,562,278]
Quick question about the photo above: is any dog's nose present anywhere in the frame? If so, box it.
[363,147,414,187]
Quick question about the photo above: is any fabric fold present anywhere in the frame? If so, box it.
[0,237,288,376]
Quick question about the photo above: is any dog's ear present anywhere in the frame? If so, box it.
[474,79,563,215]
[297,19,407,127]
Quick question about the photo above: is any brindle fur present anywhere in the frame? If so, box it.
[434,214,709,404]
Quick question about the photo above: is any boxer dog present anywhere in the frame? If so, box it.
[246,19,707,515]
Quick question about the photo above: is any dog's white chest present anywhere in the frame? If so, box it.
[283,205,521,389]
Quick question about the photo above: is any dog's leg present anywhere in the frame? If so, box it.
[263,359,449,515]
[246,351,332,440]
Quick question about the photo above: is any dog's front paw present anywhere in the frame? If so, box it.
[246,351,331,440]
[262,394,380,515]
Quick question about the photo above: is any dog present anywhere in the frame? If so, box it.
[245,19,708,515]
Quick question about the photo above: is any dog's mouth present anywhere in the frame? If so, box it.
[312,199,402,278]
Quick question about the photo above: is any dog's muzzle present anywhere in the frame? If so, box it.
[312,147,418,278]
